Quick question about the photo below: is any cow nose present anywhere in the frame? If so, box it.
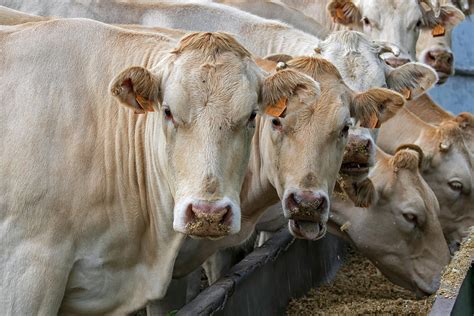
[385,57,410,68]
[426,49,453,67]
[424,49,453,84]
[185,201,233,237]
[286,191,329,221]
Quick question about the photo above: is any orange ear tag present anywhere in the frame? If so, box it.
[135,95,154,112]
[265,97,287,117]
[432,24,445,37]
[401,88,412,101]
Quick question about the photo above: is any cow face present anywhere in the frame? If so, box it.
[327,0,463,65]
[416,121,474,253]
[316,31,439,97]
[416,6,464,84]
[259,57,404,240]
[110,32,313,239]
[330,146,450,296]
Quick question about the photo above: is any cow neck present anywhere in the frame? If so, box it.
[246,25,320,56]
[379,107,435,153]
[240,117,280,224]
[405,94,453,124]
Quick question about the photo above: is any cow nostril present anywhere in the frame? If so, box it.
[220,206,232,225]
[426,51,435,62]
[446,55,453,65]
[365,139,372,151]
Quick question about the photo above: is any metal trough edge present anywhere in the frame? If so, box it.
[177,230,347,316]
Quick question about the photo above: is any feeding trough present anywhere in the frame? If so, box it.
[175,228,473,316]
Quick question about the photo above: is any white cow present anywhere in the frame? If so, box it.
[0,18,315,314]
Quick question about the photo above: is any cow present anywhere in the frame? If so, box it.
[416,0,465,84]
[378,107,474,253]
[405,95,474,156]
[275,0,464,81]
[0,18,317,314]
[207,145,450,296]
[169,55,406,279]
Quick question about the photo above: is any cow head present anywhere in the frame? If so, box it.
[327,0,463,65]
[110,32,312,239]
[330,145,450,296]
[258,56,404,240]
[416,4,465,84]
[415,120,474,253]
[315,31,439,97]
[337,127,376,207]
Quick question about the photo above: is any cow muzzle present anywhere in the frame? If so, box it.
[423,49,453,84]
[174,198,240,238]
[340,135,373,178]
[284,190,329,240]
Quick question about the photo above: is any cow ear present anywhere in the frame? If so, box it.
[351,88,405,128]
[109,66,161,114]
[386,63,438,100]
[454,112,474,129]
[423,5,464,29]
[340,177,376,208]
[327,0,360,25]
[392,144,424,171]
[261,68,320,117]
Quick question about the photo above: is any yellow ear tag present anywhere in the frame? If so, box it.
[135,95,154,112]
[401,88,412,101]
[265,97,287,117]
[432,24,445,37]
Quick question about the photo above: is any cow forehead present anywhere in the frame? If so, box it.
[320,33,388,91]
[163,52,260,122]
[358,0,422,22]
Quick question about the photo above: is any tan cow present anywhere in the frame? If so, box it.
[329,146,450,296]
[220,145,450,295]
[406,95,474,156]
[378,108,474,253]
[0,18,318,314]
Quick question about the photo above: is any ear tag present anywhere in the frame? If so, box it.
[368,112,380,128]
[265,97,287,117]
[401,88,412,100]
[136,95,154,112]
[432,24,445,37]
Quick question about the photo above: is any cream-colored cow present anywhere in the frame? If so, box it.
[416,0,465,84]
[0,18,319,314]
[378,108,474,253]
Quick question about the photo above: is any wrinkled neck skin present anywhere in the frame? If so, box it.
[173,117,280,278]
[377,107,435,154]
[405,94,454,124]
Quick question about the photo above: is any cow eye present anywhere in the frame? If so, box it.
[362,17,370,26]
[163,107,173,120]
[271,118,282,129]
[416,19,422,28]
[448,180,463,192]
[248,111,257,122]
[403,213,418,227]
